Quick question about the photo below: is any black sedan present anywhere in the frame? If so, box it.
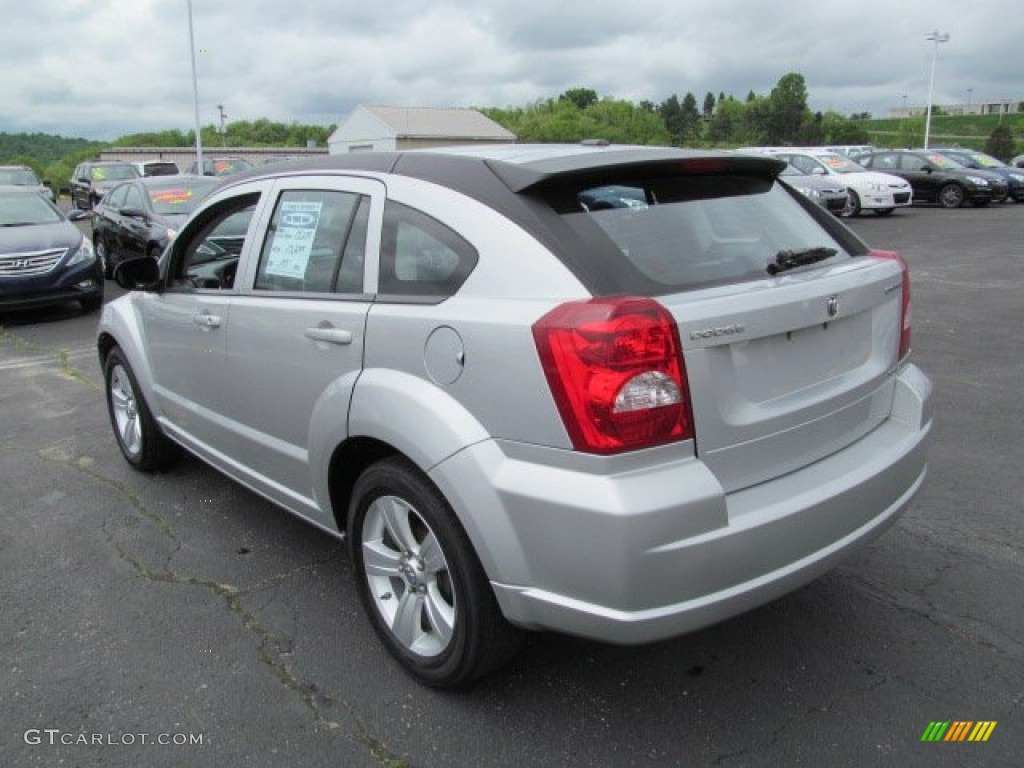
[0,189,102,313]
[92,176,220,278]
[854,149,1008,208]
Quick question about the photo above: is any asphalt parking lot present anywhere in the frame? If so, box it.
[2,203,1022,767]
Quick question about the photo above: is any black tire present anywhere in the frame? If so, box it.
[844,189,861,217]
[104,347,178,471]
[80,294,103,313]
[348,457,519,688]
[939,183,966,208]
[873,208,894,216]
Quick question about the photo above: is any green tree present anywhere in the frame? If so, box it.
[822,111,870,143]
[680,92,700,144]
[559,87,599,111]
[702,92,716,120]
[708,97,745,144]
[984,123,1015,161]
[767,72,809,144]
[659,94,684,145]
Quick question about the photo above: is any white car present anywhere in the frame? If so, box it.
[740,148,912,216]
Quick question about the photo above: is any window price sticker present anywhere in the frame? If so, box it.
[264,201,323,279]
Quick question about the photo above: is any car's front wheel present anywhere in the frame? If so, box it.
[348,457,519,688]
[844,190,861,217]
[104,348,178,471]
[939,183,966,208]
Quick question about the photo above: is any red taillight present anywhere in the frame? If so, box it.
[532,297,694,454]
[872,249,911,360]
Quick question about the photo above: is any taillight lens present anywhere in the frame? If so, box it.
[532,297,694,454]
[872,249,911,360]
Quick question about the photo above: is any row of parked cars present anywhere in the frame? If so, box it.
[69,156,256,210]
[0,156,254,313]
[741,145,1024,215]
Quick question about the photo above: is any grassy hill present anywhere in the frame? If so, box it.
[857,113,1024,151]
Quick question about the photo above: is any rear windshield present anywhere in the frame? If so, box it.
[142,162,180,177]
[551,175,853,293]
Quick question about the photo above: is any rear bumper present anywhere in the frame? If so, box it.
[432,364,932,644]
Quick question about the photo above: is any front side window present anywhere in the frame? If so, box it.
[254,190,368,294]
[122,185,146,211]
[378,202,478,298]
[167,193,259,291]
[104,184,129,209]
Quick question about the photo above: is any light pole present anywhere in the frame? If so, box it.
[187,0,203,171]
[923,30,949,149]
[217,104,227,147]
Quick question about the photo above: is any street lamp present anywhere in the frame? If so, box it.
[187,0,203,171]
[923,30,949,149]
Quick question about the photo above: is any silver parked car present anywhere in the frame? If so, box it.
[97,145,932,687]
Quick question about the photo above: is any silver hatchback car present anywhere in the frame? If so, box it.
[98,144,932,687]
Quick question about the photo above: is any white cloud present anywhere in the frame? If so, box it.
[0,0,1018,140]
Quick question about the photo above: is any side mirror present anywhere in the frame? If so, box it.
[120,207,146,219]
[922,164,935,173]
[66,209,91,222]
[113,257,162,292]
[810,167,826,176]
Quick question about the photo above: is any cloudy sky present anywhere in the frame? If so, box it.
[2,0,1019,141]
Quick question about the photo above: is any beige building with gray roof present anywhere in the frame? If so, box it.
[328,105,516,154]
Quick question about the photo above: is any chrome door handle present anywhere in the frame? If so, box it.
[193,314,222,328]
[304,327,353,345]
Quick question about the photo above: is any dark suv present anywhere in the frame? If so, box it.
[854,149,1008,208]
[70,161,140,210]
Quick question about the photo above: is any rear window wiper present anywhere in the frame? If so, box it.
[767,247,837,275]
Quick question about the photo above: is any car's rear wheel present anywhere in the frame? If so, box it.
[844,189,861,217]
[104,348,178,471]
[939,183,966,208]
[348,457,519,688]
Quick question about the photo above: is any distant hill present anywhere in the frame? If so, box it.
[0,132,103,166]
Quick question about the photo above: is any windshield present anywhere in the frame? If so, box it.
[0,169,41,186]
[147,182,219,215]
[558,175,848,293]
[925,154,965,170]
[812,154,867,174]
[0,194,63,226]
[966,152,1005,168]
[211,158,253,176]
[91,165,138,181]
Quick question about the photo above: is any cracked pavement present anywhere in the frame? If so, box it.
[2,206,1022,767]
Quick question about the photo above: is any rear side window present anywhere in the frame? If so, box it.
[255,189,368,294]
[551,175,851,293]
[378,201,478,299]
